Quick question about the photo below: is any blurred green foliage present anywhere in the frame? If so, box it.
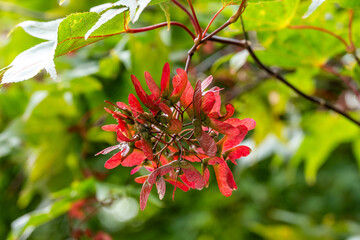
[1,0,360,239]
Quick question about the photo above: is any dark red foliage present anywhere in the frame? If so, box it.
[98,63,255,210]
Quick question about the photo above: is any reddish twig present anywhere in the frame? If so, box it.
[288,25,352,52]
[202,5,226,38]
[171,0,199,35]
[127,21,195,39]
[184,0,247,73]
[348,9,355,52]
[187,0,202,37]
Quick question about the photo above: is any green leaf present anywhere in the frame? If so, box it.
[85,8,128,40]
[1,41,56,84]
[55,12,126,57]
[291,113,359,184]
[235,0,300,31]
[8,178,96,240]
[303,0,327,19]
[335,0,360,8]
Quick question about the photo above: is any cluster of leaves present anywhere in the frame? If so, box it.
[97,63,255,209]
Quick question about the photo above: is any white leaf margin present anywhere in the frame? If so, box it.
[86,0,155,40]
[1,19,63,84]
[85,7,127,40]
[302,0,327,19]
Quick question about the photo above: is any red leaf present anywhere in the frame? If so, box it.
[209,118,239,136]
[180,81,194,116]
[116,118,130,135]
[168,119,182,134]
[158,102,172,118]
[104,148,128,169]
[193,80,202,118]
[227,146,251,164]
[161,63,171,96]
[208,87,221,116]
[140,139,153,161]
[164,177,190,191]
[179,174,195,189]
[130,165,142,175]
[184,154,202,162]
[140,180,153,210]
[219,104,235,121]
[201,92,215,114]
[116,102,130,110]
[169,70,187,102]
[135,175,148,183]
[207,157,225,165]
[201,75,213,92]
[148,162,175,184]
[128,94,144,116]
[203,167,210,185]
[198,131,217,157]
[222,125,248,152]
[131,74,149,106]
[101,124,117,132]
[213,162,237,197]
[116,130,132,142]
[104,108,128,120]
[180,161,206,190]
[156,176,166,200]
[144,71,160,99]
[225,118,256,131]
[121,149,147,167]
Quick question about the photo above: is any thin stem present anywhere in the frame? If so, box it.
[187,0,202,36]
[348,9,355,51]
[185,43,198,73]
[208,35,247,47]
[288,25,351,52]
[153,132,164,151]
[202,5,226,38]
[171,0,199,35]
[184,0,247,73]
[127,21,195,39]
[202,0,247,42]
[240,17,360,127]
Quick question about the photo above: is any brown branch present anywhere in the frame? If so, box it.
[241,17,360,127]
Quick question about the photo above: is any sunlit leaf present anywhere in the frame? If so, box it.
[85,8,127,40]
[302,0,327,18]
[1,41,56,84]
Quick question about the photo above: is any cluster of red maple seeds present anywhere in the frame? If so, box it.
[97,63,255,210]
